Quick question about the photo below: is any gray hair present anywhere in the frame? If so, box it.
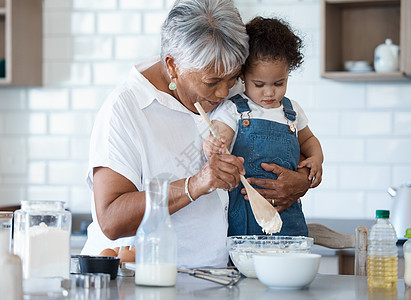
[161,0,249,75]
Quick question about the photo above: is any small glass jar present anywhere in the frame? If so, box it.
[0,212,23,300]
[0,212,13,252]
[13,200,71,279]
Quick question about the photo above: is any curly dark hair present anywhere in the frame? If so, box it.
[243,17,304,73]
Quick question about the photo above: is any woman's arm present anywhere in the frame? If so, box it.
[93,153,245,240]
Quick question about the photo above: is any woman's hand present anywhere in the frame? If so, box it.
[298,157,323,188]
[241,163,311,213]
[189,154,245,199]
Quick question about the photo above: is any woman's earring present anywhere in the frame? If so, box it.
[169,76,177,91]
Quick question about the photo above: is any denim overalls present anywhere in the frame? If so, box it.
[227,94,308,237]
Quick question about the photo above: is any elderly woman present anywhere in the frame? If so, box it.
[82,0,311,268]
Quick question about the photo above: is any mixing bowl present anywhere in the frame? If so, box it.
[254,253,321,289]
[78,255,120,280]
[227,235,313,278]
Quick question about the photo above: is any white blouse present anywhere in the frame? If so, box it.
[82,57,233,268]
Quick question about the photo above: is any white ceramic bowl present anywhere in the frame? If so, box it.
[227,235,313,278]
[253,253,321,289]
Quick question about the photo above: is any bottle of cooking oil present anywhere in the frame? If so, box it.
[367,210,398,289]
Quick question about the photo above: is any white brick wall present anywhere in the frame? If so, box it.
[0,0,410,219]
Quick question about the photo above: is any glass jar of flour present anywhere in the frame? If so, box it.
[13,201,71,279]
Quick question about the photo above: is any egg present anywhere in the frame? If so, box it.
[99,248,117,257]
[118,248,135,264]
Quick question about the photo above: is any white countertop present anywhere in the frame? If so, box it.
[38,274,410,300]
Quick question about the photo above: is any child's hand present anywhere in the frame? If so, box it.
[298,158,323,188]
[203,133,227,158]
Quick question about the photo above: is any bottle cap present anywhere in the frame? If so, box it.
[376,210,390,218]
[405,228,411,239]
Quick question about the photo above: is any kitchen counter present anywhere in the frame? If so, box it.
[42,274,409,300]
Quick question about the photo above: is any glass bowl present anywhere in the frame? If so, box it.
[227,235,314,278]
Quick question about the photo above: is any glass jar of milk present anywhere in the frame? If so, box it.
[135,178,177,286]
[13,201,71,279]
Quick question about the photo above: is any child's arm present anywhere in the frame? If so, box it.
[203,120,235,158]
[297,126,324,188]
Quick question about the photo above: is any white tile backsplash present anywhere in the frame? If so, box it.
[71,12,96,34]
[321,138,364,163]
[27,185,70,204]
[115,36,161,59]
[364,192,393,219]
[73,37,113,60]
[73,0,117,10]
[70,186,92,213]
[366,138,411,163]
[120,0,164,10]
[71,88,111,110]
[44,62,92,86]
[392,166,411,186]
[339,165,391,190]
[29,113,48,135]
[313,191,366,219]
[0,187,26,206]
[97,12,142,34]
[305,111,339,136]
[49,112,94,135]
[341,112,392,136]
[0,0,410,219]
[44,0,73,9]
[0,89,26,109]
[143,12,168,34]
[44,12,72,35]
[318,164,338,189]
[28,137,70,159]
[314,83,366,109]
[70,138,90,160]
[48,161,88,185]
[0,138,27,175]
[92,62,131,85]
[44,37,73,60]
[367,84,411,108]
[28,89,69,110]
[28,162,47,184]
[0,114,3,134]
[4,113,31,135]
[393,112,411,135]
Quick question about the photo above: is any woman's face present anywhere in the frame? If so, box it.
[175,67,242,113]
[243,59,289,109]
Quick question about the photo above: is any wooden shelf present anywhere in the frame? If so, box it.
[321,0,411,81]
[0,0,43,86]
[322,71,410,81]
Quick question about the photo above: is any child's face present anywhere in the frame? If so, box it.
[242,59,289,109]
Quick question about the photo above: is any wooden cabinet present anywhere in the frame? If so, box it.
[0,0,42,86]
[321,0,411,81]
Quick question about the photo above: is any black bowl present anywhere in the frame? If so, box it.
[78,255,120,280]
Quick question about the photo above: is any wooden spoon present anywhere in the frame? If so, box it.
[194,102,282,234]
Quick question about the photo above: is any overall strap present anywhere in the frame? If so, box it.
[230,94,250,113]
[282,97,296,122]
